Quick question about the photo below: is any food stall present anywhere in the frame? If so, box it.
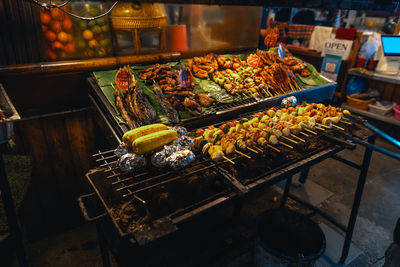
[1,0,400,267]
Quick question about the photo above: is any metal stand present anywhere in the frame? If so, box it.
[96,221,111,267]
[0,149,29,267]
[281,135,376,264]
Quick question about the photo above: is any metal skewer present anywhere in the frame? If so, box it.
[235,149,251,159]
[290,134,305,142]
[279,141,294,149]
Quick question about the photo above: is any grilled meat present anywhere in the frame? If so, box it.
[113,86,137,129]
[196,93,214,107]
[153,84,180,124]
[184,97,202,116]
[131,82,158,125]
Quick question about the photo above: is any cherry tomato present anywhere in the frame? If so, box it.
[196,129,205,135]
[228,120,238,127]
[270,107,277,112]
[208,125,215,130]
[220,123,226,130]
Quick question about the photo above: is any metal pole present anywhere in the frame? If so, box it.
[339,135,375,264]
[280,175,293,208]
[95,221,111,267]
[0,150,29,267]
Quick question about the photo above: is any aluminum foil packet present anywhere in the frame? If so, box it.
[150,150,169,169]
[172,136,194,151]
[281,96,297,107]
[115,142,129,158]
[118,153,147,172]
[166,149,195,170]
[170,126,187,137]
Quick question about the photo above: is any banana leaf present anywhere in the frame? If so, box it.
[295,62,328,87]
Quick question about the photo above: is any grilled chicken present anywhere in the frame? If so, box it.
[196,93,214,107]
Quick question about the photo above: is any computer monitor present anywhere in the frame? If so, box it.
[376,35,400,74]
[381,35,400,57]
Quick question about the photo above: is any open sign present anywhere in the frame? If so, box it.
[322,38,353,60]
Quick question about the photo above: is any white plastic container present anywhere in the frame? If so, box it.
[368,102,397,116]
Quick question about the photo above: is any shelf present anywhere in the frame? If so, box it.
[347,69,400,85]
[342,104,400,127]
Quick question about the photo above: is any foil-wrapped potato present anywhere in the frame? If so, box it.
[118,153,147,172]
[166,149,195,170]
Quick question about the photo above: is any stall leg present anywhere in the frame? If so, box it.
[96,221,111,267]
[299,167,310,184]
[232,197,244,223]
[0,151,29,267]
[339,136,375,264]
[280,176,293,208]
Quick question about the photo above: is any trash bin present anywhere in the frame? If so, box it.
[254,208,326,267]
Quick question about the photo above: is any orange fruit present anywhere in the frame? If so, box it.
[44,30,57,42]
[41,25,48,32]
[50,8,63,20]
[64,43,75,53]
[45,49,57,60]
[50,21,62,33]
[57,32,68,43]
[88,39,99,49]
[40,12,51,25]
[62,18,72,31]
[51,41,64,50]
[66,33,73,42]
[82,29,94,40]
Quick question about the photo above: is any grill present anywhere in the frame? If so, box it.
[82,104,372,247]
[83,74,386,265]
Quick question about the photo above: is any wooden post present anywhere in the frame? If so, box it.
[133,28,141,54]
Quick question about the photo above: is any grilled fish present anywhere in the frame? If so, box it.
[153,84,180,124]
[131,82,158,125]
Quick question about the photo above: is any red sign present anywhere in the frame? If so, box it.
[115,66,133,90]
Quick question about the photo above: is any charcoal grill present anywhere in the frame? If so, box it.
[80,98,379,266]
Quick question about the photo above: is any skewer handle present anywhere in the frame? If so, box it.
[235,149,252,159]
[279,141,293,149]
[223,156,235,165]
[290,134,305,142]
